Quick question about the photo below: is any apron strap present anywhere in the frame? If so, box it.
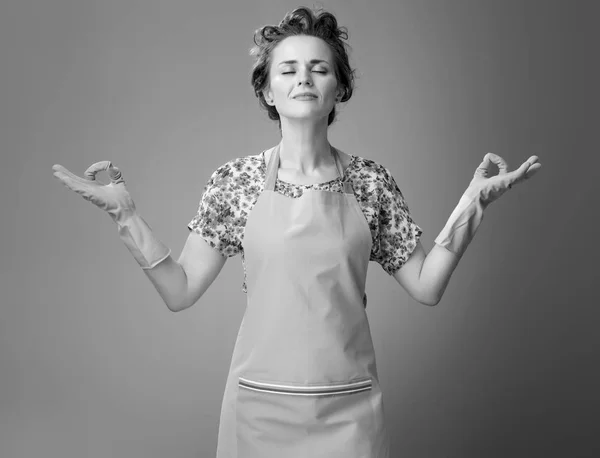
[264,143,354,195]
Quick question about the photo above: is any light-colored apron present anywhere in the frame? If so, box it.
[215,143,391,457]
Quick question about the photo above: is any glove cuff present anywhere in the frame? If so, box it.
[117,213,171,270]
[434,194,485,257]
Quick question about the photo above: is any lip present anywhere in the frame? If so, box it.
[293,93,318,99]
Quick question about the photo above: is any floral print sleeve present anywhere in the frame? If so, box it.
[371,166,423,276]
[187,161,243,258]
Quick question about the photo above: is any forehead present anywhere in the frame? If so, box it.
[271,35,333,63]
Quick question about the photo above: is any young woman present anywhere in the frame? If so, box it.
[52,6,541,458]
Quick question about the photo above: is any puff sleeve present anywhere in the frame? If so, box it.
[373,166,423,275]
[187,163,242,258]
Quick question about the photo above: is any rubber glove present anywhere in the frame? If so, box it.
[52,161,171,269]
[434,153,542,257]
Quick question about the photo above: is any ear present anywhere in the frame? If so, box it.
[263,87,275,106]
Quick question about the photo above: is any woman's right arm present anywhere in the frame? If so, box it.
[144,232,227,312]
[52,160,227,312]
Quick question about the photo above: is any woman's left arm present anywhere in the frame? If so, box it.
[394,153,542,306]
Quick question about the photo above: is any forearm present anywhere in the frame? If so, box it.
[117,213,187,312]
[418,243,461,305]
[142,255,190,312]
[421,193,486,305]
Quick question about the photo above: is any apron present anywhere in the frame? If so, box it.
[215,143,391,458]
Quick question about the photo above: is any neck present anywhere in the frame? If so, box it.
[278,116,332,174]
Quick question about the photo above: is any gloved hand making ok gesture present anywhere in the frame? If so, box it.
[434,152,542,257]
[464,153,542,208]
[52,161,137,225]
[52,161,170,269]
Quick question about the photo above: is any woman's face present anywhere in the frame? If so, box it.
[264,35,341,123]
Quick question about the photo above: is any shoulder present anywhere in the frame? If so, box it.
[350,154,388,177]
[344,152,396,190]
[206,154,263,188]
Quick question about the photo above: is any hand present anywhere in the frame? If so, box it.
[52,161,137,225]
[464,153,542,208]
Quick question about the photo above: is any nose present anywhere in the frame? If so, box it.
[297,69,313,86]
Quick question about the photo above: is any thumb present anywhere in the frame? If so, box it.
[108,164,125,184]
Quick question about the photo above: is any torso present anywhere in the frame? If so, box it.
[187,149,425,293]
[263,147,353,186]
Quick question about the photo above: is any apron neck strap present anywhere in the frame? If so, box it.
[264,143,352,194]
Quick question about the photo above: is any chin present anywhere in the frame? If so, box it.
[280,109,332,122]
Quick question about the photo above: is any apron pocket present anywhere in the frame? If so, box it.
[238,376,372,396]
[235,376,375,458]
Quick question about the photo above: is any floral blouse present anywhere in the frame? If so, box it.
[188,150,424,293]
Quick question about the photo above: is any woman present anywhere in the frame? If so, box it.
[52,6,541,458]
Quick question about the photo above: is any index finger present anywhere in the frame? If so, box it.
[486,153,509,174]
[84,161,113,181]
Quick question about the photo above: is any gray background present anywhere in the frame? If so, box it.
[1,0,597,457]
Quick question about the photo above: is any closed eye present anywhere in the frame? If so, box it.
[281,70,328,75]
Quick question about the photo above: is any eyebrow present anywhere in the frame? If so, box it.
[277,59,330,66]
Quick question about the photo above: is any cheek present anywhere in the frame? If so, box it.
[269,75,289,92]
[323,77,339,97]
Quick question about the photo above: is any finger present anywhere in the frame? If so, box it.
[526,155,539,165]
[509,162,542,189]
[524,162,542,179]
[474,153,493,178]
[52,164,91,187]
[486,153,509,174]
[108,164,125,184]
[53,170,91,194]
[84,161,113,181]
[521,156,539,176]
[474,152,509,178]
[508,160,534,187]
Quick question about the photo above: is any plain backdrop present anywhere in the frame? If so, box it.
[1,0,598,457]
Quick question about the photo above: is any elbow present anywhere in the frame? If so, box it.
[428,297,441,307]
[166,303,180,313]
[430,292,443,306]
[418,282,443,306]
[166,300,188,313]
[420,292,441,307]
[429,293,442,306]
[420,298,439,307]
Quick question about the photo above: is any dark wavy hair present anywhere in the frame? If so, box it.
[250,6,356,130]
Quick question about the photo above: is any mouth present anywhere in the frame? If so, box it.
[293,95,318,101]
